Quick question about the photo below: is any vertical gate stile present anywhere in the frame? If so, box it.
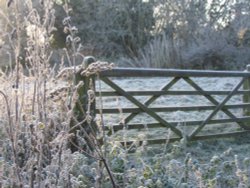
[243,65,250,121]
[83,57,98,134]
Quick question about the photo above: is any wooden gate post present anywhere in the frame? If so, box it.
[70,56,97,152]
[243,64,250,117]
[81,56,97,133]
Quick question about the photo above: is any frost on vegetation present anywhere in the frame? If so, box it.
[26,24,46,46]
[2,146,98,187]
[1,0,250,187]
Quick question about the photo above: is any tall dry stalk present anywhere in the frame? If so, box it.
[0,0,57,187]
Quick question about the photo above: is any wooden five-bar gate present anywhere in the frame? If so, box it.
[78,61,250,146]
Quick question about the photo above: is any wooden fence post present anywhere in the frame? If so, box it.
[70,56,97,152]
[243,64,250,117]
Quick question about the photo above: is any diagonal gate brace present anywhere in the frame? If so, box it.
[124,77,180,124]
[184,77,249,130]
[189,77,246,139]
[101,77,183,137]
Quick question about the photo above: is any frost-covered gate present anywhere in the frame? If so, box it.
[82,65,250,145]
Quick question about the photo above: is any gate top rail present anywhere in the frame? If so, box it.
[99,68,250,77]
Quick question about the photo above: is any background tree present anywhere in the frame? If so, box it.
[66,0,155,59]
[129,0,250,69]
[1,0,250,69]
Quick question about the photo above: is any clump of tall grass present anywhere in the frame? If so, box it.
[136,33,182,68]
[117,33,182,69]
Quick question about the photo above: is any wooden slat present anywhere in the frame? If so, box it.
[105,116,250,131]
[119,130,250,147]
[99,68,250,77]
[243,72,250,116]
[97,103,250,114]
[189,78,246,138]
[101,77,183,137]
[96,90,249,96]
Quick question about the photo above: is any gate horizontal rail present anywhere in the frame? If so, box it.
[99,67,250,77]
[97,103,250,113]
[97,90,249,96]
[118,130,250,146]
[106,116,250,132]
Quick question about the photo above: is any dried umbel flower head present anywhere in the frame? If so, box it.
[63,16,71,25]
[81,61,115,77]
